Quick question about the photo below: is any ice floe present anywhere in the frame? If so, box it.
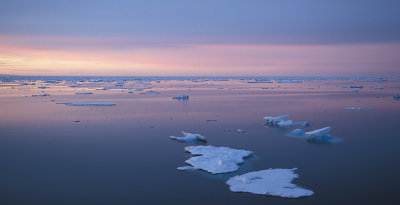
[172,94,189,100]
[237,129,246,133]
[75,92,93,95]
[288,127,340,143]
[57,102,116,106]
[170,131,207,143]
[226,168,314,198]
[32,94,50,97]
[264,115,309,127]
[178,145,253,174]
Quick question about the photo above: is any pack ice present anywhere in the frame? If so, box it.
[289,127,339,143]
[226,168,314,198]
[177,145,253,174]
[170,131,206,143]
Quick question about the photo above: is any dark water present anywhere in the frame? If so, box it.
[1,79,400,204]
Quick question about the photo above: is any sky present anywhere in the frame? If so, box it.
[0,0,400,76]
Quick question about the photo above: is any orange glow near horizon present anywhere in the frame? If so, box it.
[1,35,400,76]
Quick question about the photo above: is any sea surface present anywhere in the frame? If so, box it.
[1,76,399,205]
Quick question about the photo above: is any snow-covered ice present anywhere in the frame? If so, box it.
[172,94,189,100]
[288,127,340,143]
[57,102,116,106]
[170,131,206,143]
[264,115,289,125]
[226,168,314,198]
[178,145,253,174]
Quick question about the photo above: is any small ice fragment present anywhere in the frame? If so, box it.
[226,168,314,198]
[350,85,363,88]
[74,120,80,122]
[177,166,198,171]
[374,87,384,90]
[237,129,246,133]
[32,94,50,97]
[172,94,189,100]
[288,127,339,143]
[264,115,289,125]
[75,92,93,95]
[170,131,207,143]
[344,108,375,111]
[141,90,160,94]
[57,102,116,106]
[37,86,49,89]
[206,119,217,122]
[180,145,253,174]
[394,94,400,100]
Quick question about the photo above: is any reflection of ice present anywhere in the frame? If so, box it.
[178,145,253,174]
[57,102,116,106]
[288,127,340,143]
[226,168,313,198]
[170,131,206,143]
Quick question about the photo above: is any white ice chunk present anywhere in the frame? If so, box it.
[180,145,253,174]
[75,92,93,95]
[172,94,189,100]
[226,168,314,198]
[170,131,206,143]
[289,127,339,143]
[57,102,116,106]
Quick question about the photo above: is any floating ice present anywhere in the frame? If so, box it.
[141,90,160,94]
[32,94,50,97]
[350,85,363,88]
[394,94,400,100]
[170,131,207,143]
[172,94,189,100]
[75,92,93,95]
[264,115,289,125]
[226,168,314,198]
[237,129,246,133]
[57,102,116,106]
[288,127,339,143]
[264,115,308,127]
[178,145,253,174]
[344,107,375,111]
[37,86,49,89]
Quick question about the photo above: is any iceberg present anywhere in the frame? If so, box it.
[226,168,314,198]
[170,131,207,143]
[172,94,189,100]
[57,102,116,106]
[178,145,253,174]
[288,127,339,143]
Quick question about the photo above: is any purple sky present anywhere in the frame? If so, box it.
[1,0,400,76]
